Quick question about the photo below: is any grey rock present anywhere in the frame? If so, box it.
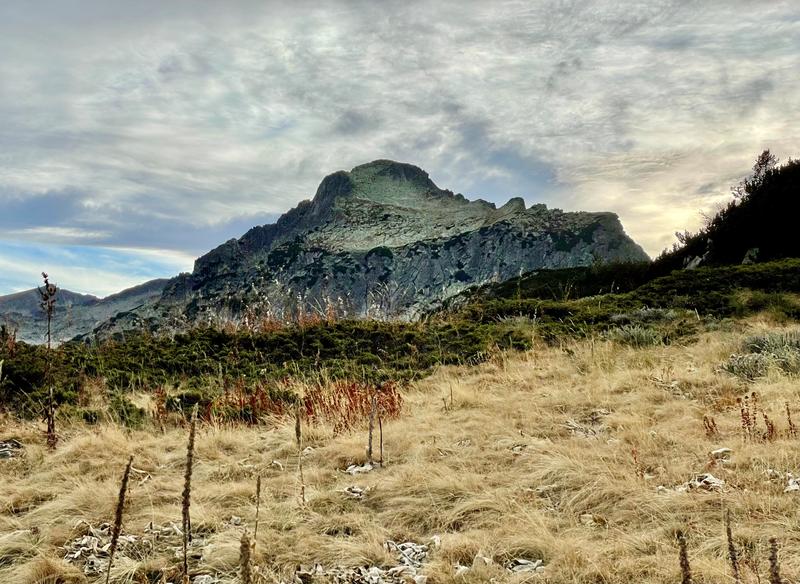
[0,439,22,460]
[7,160,649,340]
[742,247,760,264]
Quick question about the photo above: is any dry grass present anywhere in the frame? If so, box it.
[2,318,800,582]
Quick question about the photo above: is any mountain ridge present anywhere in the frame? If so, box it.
[1,160,649,341]
[0,279,168,344]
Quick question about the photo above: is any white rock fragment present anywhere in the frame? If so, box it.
[0,439,23,459]
[342,486,368,499]
[710,448,733,461]
[683,473,726,492]
[296,540,433,583]
[344,462,374,475]
[563,419,600,439]
[785,472,800,492]
[506,558,545,573]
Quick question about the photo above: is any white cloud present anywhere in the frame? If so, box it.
[0,0,799,294]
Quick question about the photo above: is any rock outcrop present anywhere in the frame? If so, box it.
[2,160,648,341]
[89,160,648,337]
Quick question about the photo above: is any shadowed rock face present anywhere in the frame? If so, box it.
[87,160,648,338]
[2,160,649,341]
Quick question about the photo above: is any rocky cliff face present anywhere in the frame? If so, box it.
[2,160,648,341]
[89,160,648,337]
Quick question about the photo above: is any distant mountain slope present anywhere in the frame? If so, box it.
[91,160,647,338]
[653,152,800,273]
[0,279,167,343]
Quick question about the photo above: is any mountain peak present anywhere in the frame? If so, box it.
[309,160,440,212]
[351,159,436,188]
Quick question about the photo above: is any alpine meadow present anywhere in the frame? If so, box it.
[2,2,800,584]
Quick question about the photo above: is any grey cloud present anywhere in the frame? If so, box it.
[0,0,798,277]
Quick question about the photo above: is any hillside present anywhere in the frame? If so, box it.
[653,153,800,273]
[3,319,800,582]
[0,279,168,344]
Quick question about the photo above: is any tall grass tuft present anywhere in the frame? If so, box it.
[768,538,782,584]
[677,530,692,584]
[182,406,197,583]
[725,511,741,584]
[239,531,252,584]
[105,456,133,584]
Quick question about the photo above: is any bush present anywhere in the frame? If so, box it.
[744,330,800,354]
[604,325,663,348]
[721,353,772,381]
[610,307,680,325]
[722,330,800,380]
[109,393,147,427]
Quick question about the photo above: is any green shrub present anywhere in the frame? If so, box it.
[604,325,663,348]
[721,353,772,380]
[744,330,800,354]
[109,393,147,427]
[722,330,800,380]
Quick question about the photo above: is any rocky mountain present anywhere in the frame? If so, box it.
[87,160,648,338]
[0,279,167,343]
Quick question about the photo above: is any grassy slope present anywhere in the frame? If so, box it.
[3,318,800,583]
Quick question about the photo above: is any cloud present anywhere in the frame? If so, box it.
[0,0,799,294]
[0,240,194,296]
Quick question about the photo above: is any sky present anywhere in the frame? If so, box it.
[1,1,798,296]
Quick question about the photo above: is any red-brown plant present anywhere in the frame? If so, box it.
[302,380,403,434]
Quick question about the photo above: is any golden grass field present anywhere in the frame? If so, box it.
[2,317,800,583]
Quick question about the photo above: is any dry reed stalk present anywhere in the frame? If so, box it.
[253,476,262,548]
[294,402,306,505]
[378,410,384,467]
[631,447,644,480]
[762,412,776,442]
[38,272,58,449]
[738,397,750,442]
[294,402,302,448]
[105,455,134,584]
[768,538,782,584]
[702,415,719,438]
[725,510,741,584]
[785,402,797,438]
[182,407,197,583]
[367,390,377,464]
[298,451,306,506]
[239,530,252,584]
[677,530,692,584]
